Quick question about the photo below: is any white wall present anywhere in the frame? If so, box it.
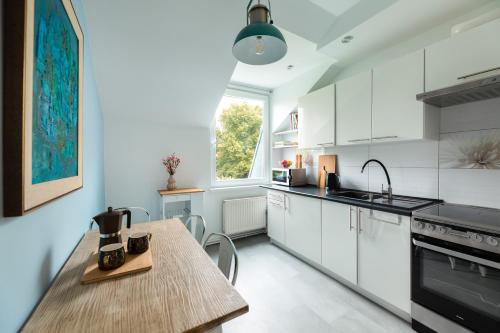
[103,114,266,233]
[438,98,500,208]
[0,1,105,331]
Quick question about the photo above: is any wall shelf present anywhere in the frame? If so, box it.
[272,145,298,149]
[273,129,298,136]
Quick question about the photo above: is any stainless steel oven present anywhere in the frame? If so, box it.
[411,204,500,333]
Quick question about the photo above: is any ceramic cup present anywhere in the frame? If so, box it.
[98,243,126,271]
[127,232,152,254]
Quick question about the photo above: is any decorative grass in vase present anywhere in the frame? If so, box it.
[162,153,181,191]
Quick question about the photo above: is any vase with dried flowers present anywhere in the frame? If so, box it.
[162,153,181,191]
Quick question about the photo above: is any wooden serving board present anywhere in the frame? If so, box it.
[80,244,153,285]
[317,155,337,188]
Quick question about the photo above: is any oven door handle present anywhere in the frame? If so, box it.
[413,239,500,270]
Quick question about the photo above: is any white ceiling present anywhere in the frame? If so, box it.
[230,29,334,89]
[270,0,336,43]
[82,0,495,127]
[82,0,243,127]
[309,0,360,16]
[318,0,493,65]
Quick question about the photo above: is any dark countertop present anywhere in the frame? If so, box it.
[261,184,441,216]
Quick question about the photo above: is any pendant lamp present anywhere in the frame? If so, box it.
[232,0,287,65]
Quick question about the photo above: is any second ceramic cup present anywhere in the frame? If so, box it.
[127,232,152,254]
[98,243,126,271]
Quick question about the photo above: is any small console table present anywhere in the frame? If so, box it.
[158,188,204,220]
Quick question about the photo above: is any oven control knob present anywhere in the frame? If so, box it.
[470,233,483,243]
[425,224,435,232]
[436,226,448,234]
[413,221,424,230]
[486,236,499,247]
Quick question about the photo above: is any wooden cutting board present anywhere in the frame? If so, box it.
[80,244,153,284]
[317,155,337,188]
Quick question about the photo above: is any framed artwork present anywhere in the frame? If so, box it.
[3,0,84,216]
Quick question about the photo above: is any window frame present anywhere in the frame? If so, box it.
[210,86,270,188]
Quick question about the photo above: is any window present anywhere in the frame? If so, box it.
[211,87,269,187]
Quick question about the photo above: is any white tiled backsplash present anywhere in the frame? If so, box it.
[282,97,500,209]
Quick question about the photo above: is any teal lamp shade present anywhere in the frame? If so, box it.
[232,22,287,65]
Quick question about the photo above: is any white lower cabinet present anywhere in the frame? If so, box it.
[321,201,357,284]
[284,193,322,264]
[267,191,411,316]
[267,191,285,244]
[357,208,411,314]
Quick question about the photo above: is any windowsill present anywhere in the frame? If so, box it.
[209,183,269,191]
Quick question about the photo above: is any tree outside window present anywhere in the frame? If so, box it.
[212,91,268,185]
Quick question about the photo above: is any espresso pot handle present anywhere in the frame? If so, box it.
[123,209,132,229]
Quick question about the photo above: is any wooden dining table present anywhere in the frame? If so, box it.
[22,219,249,332]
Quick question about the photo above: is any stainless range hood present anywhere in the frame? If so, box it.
[416,73,500,107]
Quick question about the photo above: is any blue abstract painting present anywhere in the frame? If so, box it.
[32,0,79,184]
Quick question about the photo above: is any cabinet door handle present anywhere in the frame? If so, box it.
[457,67,500,80]
[372,136,398,140]
[349,207,355,231]
[358,209,362,234]
[413,239,500,270]
[317,142,334,146]
[347,138,370,143]
[368,210,401,226]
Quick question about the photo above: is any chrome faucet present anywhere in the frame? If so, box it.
[361,159,393,200]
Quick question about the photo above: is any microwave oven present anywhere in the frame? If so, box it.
[272,168,307,187]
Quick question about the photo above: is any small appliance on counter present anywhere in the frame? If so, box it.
[411,203,500,333]
[272,168,307,187]
[326,173,341,194]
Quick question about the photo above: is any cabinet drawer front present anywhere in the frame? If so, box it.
[268,191,284,203]
[163,194,191,203]
[426,18,500,91]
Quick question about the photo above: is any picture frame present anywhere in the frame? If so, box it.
[3,0,84,216]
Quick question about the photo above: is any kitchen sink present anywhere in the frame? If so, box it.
[333,191,382,201]
[327,190,435,209]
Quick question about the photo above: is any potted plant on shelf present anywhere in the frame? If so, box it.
[162,153,181,191]
[280,159,292,168]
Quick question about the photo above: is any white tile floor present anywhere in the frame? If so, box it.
[208,235,415,333]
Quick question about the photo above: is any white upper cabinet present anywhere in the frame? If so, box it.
[298,84,335,149]
[372,50,426,141]
[426,18,500,91]
[336,71,372,145]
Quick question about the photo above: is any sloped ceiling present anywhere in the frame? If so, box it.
[83,0,243,128]
[231,28,334,89]
[83,0,494,128]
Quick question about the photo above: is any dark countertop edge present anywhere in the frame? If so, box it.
[261,185,442,217]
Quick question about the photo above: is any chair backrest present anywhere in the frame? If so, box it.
[115,206,151,223]
[89,206,151,230]
[185,214,206,244]
[203,233,238,286]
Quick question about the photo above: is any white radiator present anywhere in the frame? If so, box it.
[222,196,267,238]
